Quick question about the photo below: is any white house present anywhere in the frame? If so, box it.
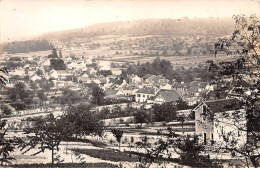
[193,98,247,148]
[135,86,159,103]
[154,89,183,104]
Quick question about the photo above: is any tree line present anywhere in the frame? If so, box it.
[3,40,54,54]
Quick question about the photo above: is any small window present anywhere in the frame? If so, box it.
[202,116,206,122]
[203,106,207,114]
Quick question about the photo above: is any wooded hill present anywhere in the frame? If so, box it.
[41,18,235,41]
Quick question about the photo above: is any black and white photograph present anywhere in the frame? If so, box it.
[0,0,260,168]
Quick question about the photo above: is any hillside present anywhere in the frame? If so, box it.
[41,18,235,41]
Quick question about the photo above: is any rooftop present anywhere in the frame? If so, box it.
[204,98,242,113]
[136,87,156,94]
[158,90,183,102]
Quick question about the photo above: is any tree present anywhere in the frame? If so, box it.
[50,58,66,70]
[20,114,65,165]
[37,91,48,105]
[7,82,34,109]
[111,129,123,151]
[134,109,150,128]
[212,15,260,168]
[0,67,8,85]
[176,98,190,110]
[91,86,105,106]
[153,102,177,122]
[57,88,84,105]
[0,67,19,166]
[0,103,12,116]
[62,103,104,139]
[59,50,63,58]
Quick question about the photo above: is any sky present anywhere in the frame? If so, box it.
[0,0,260,42]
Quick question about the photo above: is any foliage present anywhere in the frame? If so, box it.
[0,118,20,166]
[91,86,105,105]
[62,103,104,139]
[55,88,84,105]
[0,103,12,116]
[72,148,139,162]
[212,14,260,168]
[10,163,119,168]
[134,109,151,128]
[153,102,177,122]
[7,82,34,109]
[98,70,112,77]
[50,58,66,70]
[0,67,8,86]
[19,113,65,165]
[175,98,190,110]
[111,129,123,150]
[125,58,214,82]
[3,40,53,54]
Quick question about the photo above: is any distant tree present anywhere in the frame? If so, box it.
[134,109,150,128]
[57,88,84,105]
[58,50,63,58]
[37,91,48,105]
[91,86,105,106]
[7,82,34,108]
[98,70,112,77]
[62,103,104,140]
[3,40,53,54]
[153,102,177,122]
[0,103,12,116]
[35,69,44,76]
[111,129,123,151]
[175,98,190,110]
[50,58,66,70]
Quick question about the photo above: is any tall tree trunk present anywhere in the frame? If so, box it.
[51,142,54,165]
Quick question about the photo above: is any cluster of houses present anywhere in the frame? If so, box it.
[2,49,260,150]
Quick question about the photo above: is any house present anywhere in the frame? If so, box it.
[29,63,38,71]
[30,74,42,82]
[173,82,187,95]
[193,98,247,147]
[154,90,183,104]
[98,60,111,71]
[135,86,159,103]
[111,69,122,76]
[128,74,142,84]
[160,83,172,90]
[49,70,72,81]
[151,76,169,86]
[142,74,155,81]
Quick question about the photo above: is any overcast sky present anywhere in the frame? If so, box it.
[0,0,260,42]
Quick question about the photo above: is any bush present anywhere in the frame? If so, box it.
[72,149,139,162]
[10,163,119,168]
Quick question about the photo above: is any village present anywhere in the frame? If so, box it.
[0,2,259,166]
[1,33,259,167]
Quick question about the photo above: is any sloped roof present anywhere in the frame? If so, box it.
[204,98,242,113]
[159,90,182,102]
[105,89,118,96]
[56,70,69,74]
[173,82,185,88]
[189,86,199,92]
[136,87,156,94]
[142,74,154,80]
